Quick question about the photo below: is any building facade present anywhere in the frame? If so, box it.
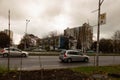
[64,23,93,51]
[40,23,93,51]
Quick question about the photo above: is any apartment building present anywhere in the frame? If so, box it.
[64,23,93,51]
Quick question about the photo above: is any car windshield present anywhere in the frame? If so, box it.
[13,48,21,51]
[60,50,66,55]
[5,48,21,52]
[68,51,82,55]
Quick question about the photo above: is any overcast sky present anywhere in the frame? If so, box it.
[0,0,120,44]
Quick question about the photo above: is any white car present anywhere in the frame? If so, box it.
[0,47,29,57]
[59,50,89,63]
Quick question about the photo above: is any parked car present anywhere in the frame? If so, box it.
[59,50,89,63]
[86,50,95,53]
[32,48,46,52]
[0,47,29,57]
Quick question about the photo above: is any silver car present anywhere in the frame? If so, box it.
[0,47,29,57]
[59,50,89,63]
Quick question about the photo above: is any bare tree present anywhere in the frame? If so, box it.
[0,32,11,48]
[41,30,59,51]
[49,31,58,50]
[112,30,120,53]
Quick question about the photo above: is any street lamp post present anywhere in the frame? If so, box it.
[24,19,30,50]
[25,19,30,34]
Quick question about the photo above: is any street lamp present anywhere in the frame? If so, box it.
[25,19,30,34]
[24,19,30,50]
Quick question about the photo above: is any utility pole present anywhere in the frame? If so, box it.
[96,0,104,67]
[8,10,10,72]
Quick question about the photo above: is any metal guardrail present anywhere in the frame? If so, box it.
[28,52,59,56]
[28,52,120,56]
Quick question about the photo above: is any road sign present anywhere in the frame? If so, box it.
[100,13,106,25]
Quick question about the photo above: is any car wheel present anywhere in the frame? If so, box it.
[84,58,89,62]
[3,53,8,57]
[60,60,64,62]
[67,58,72,63]
[21,53,27,57]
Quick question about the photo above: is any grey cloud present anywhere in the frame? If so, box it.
[0,0,28,20]
[39,0,64,21]
[101,0,120,35]
[0,0,120,44]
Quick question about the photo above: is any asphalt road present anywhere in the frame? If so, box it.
[0,56,120,70]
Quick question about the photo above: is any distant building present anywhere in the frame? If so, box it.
[41,36,59,50]
[64,23,93,51]
[23,34,40,48]
[40,35,70,50]
[40,23,93,51]
[59,36,69,49]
